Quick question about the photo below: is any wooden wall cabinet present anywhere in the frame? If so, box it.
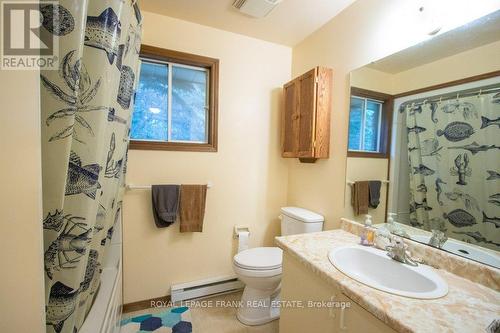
[282,67,333,163]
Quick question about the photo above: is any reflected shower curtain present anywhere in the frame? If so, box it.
[40,1,142,332]
[404,84,500,251]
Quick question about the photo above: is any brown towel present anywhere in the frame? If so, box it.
[179,185,207,233]
[351,181,369,216]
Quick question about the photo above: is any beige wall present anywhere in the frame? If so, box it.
[123,12,292,303]
[350,67,394,94]
[288,0,500,229]
[391,40,500,94]
[288,0,433,230]
[351,40,500,95]
[0,70,45,331]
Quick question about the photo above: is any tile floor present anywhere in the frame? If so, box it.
[122,291,279,333]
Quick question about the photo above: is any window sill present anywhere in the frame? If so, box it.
[129,140,217,152]
[347,150,388,159]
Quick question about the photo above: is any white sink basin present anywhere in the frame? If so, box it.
[410,234,500,268]
[328,245,448,299]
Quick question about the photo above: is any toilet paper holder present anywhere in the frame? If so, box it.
[234,226,250,239]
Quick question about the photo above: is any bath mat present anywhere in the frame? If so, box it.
[120,306,192,333]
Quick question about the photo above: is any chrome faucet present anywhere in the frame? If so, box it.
[386,236,418,266]
[428,229,447,249]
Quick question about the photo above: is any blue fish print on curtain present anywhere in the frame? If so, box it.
[483,212,500,228]
[480,116,500,129]
[65,151,101,199]
[486,170,500,180]
[79,250,100,293]
[40,4,75,36]
[117,65,135,108]
[85,8,122,64]
[436,121,475,142]
[46,282,81,333]
[443,209,477,227]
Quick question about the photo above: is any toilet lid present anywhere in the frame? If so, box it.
[234,247,283,270]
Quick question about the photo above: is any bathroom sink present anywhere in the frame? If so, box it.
[410,234,500,268]
[328,246,448,299]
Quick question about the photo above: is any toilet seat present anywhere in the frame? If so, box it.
[233,247,282,270]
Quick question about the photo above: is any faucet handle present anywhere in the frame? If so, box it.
[429,229,447,248]
[386,236,419,266]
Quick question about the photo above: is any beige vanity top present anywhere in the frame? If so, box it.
[275,229,500,333]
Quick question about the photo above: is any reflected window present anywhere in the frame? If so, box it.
[348,96,383,153]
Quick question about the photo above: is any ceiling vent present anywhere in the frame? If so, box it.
[232,0,283,18]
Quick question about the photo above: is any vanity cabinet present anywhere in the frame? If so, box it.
[280,252,397,333]
[282,67,332,162]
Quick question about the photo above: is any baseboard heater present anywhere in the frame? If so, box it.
[171,275,244,303]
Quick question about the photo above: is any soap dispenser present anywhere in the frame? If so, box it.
[387,213,396,226]
[386,212,410,238]
[360,214,374,246]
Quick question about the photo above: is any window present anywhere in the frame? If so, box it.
[347,88,393,158]
[348,96,383,152]
[130,45,219,151]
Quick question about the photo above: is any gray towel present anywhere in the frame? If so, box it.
[151,185,180,228]
[368,181,382,209]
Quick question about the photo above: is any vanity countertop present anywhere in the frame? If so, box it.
[275,229,500,333]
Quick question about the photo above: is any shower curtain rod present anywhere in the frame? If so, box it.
[399,83,500,109]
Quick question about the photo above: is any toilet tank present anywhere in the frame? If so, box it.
[280,207,324,236]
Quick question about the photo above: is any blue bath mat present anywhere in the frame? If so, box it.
[120,307,192,333]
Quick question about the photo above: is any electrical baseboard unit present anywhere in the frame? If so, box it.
[171,275,244,303]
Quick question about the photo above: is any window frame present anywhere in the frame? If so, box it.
[129,45,219,152]
[347,87,393,159]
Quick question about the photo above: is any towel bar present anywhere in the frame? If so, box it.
[126,182,213,191]
[346,180,389,186]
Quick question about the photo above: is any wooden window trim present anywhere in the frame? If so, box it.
[347,87,394,159]
[129,45,219,152]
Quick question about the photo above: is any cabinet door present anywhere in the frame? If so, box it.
[297,68,317,158]
[282,80,299,157]
[314,67,332,158]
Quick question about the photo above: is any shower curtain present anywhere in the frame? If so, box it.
[404,84,500,251]
[40,1,142,332]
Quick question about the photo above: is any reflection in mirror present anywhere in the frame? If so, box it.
[347,11,500,268]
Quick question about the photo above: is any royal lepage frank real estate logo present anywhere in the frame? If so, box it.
[1,1,59,70]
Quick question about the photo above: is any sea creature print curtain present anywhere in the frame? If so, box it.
[404,83,500,251]
[40,1,142,332]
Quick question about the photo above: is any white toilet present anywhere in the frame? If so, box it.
[233,207,324,325]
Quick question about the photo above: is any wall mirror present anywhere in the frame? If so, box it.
[347,11,500,268]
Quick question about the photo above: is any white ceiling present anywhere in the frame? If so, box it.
[139,0,357,46]
[367,10,500,74]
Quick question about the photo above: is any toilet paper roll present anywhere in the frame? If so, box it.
[237,231,249,253]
